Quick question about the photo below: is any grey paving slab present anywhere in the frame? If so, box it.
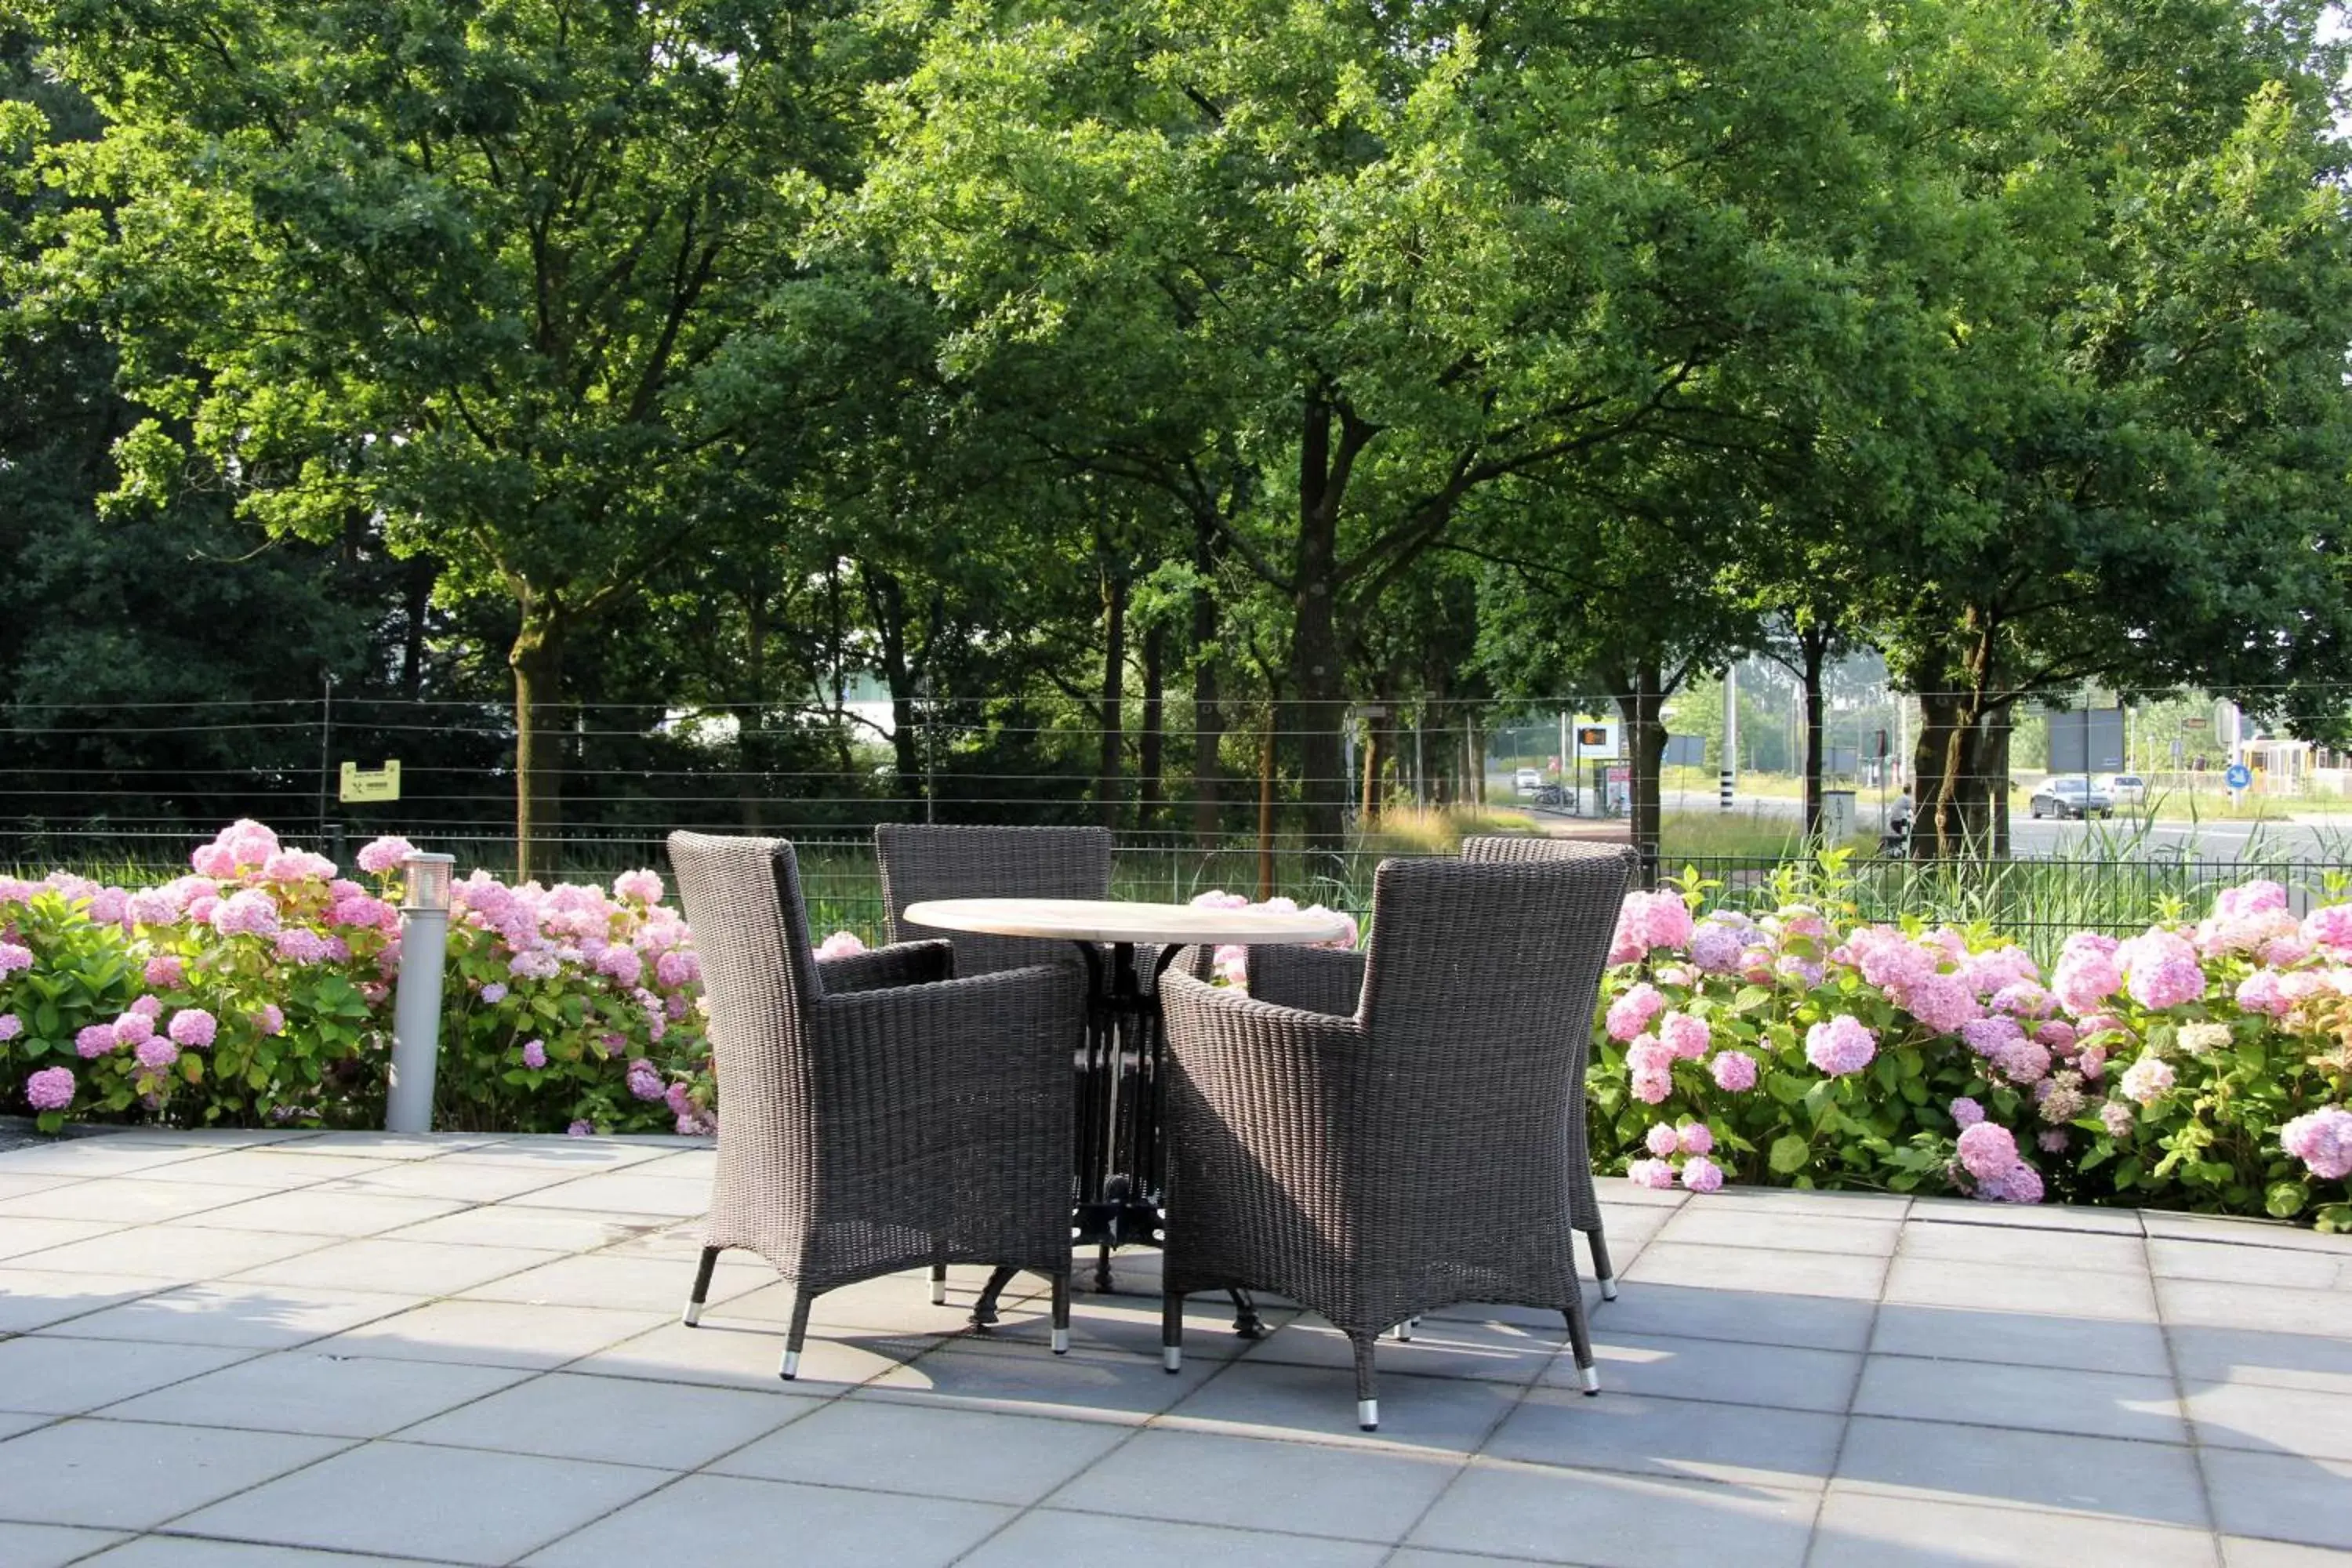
[710,1398,1124,1504]
[1883,1254,2159,1322]
[1907,1196,2144,1234]
[1595,1280,1878,1352]
[5,1225,336,1282]
[2171,1323,2352,1396]
[2222,1538,2352,1567]
[2151,1237,2347,1290]
[1624,1239,1889,1300]
[172,1439,672,1565]
[376,1205,655,1252]
[1407,1459,1818,1568]
[1681,1186,1908,1221]
[956,1508,1387,1568]
[1810,1486,2221,1566]
[225,1237,566,1297]
[0,1269,179,1334]
[0,1523,128,1568]
[1853,1353,2187,1443]
[86,1540,458,1566]
[187,1190,466,1238]
[96,1350,532,1439]
[1052,1427,1462,1542]
[458,1250,768,1313]
[1158,1359,1523,1455]
[437,1137,677,1171]
[0,1335,253,1415]
[1897,1218,2154,1274]
[1566,1330,1860,1412]
[267,1132,501,1160]
[0,1417,343,1530]
[44,1282,419,1350]
[117,1151,390,1188]
[1653,1206,1905,1257]
[0,1216,127,1261]
[401,1369,808,1468]
[2161,1279,2352,1338]
[521,1473,1015,1568]
[0,1142,217,1178]
[1870,1301,2175,1376]
[1832,1414,2210,1528]
[962,1286,1290,1359]
[1483,1385,1844,1490]
[1236,1316,1561,1385]
[0,1172,86,1200]
[2202,1450,2352,1551]
[503,1172,709,1218]
[307,1159,584,1203]
[0,1179,250,1225]
[2143,1210,2352,1254]
[863,1339,1214,1424]
[311,1298,669,1370]
[568,1316,932,1391]
[2187,1382,2352,1463]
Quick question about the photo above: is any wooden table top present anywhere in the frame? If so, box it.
[902,897,1355,947]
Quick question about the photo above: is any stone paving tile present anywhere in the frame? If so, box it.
[2187,1382,2352,1463]
[307,1159,586,1203]
[459,1250,769,1313]
[1624,1239,1889,1300]
[0,1216,126,1261]
[0,1142,216,1179]
[1157,1359,1523,1455]
[1870,1301,2174,1377]
[0,1336,254,1416]
[1653,1207,1905,1258]
[1852,1354,2187,1444]
[1832,1414,2210,1528]
[1408,1459,1818,1568]
[1595,1281,1878,1352]
[1809,1487,2222,1567]
[5,1224,337,1283]
[172,1439,672,1565]
[85,1541,458,1567]
[1053,1427,1461,1542]
[438,1137,677,1171]
[1591,1176,1691,1208]
[0,1172,87,1200]
[957,1508,1386,1568]
[2142,1210,2352,1254]
[523,1474,1017,1568]
[1692,1186,1911,1221]
[1907,1196,2144,1234]
[0,1418,343,1530]
[315,1299,670,1370]
[2201,1450,2352,1552]
[2221,1538,2352,1567]
[188,1189,466,1238]
[710,1399,1124,1505]
[0,1178,253,1225]
[44,1282,420,1351]
[1483,1385,1844,1491]
[141,1151,397,1188]
[96,1350,532,1439]
[227,1237,566,1297]
[267,1132,503,1161]
[376,1205,658,1253]
[1882,1254,2159,1322]
[1571,1330,1861,1413]
[863,1339,1216,1425]
[503,1172,709,1218]
[0,1523,128,1568]
[2161,1279,2352,1338]
[0,1268,179,1333]
[2151,1237,2347,1290]
[2170,1323,2352,1397]
[1236,1316,1563,1385]
[401,1369,808,1468]
[1897,1218,2154,1275]
[567,1316,934,1392]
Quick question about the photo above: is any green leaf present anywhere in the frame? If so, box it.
[1769,1134,1812,1174]
[2264,1181,2307,1219]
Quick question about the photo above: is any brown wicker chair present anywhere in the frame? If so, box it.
[877,823,1112,978]
[1158,848,1634,1429]
[1461,833,1631,1301]
[669,831,1082,1376]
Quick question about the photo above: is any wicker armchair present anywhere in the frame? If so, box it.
[877,823,1112,978]
[669,832,1082,1376]
[1159,848,1634,1429]
[1461,834,1632,1301]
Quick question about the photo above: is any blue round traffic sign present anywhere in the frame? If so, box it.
[2224,763,2252,789]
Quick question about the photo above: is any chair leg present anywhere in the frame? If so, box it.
[1586,1226,1617,1302]
[1352,1334,1381,1430]
[779,1287,815,1381]
[1396,1316,1419,1342]
[1162,1288,1183,1374]
[929,1262,947,1307]
[681,1246,720,1327]
[1051,1271,1072,1355]
[1563,1290,1599,1396]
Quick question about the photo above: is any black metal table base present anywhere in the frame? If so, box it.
[964,937,1261,1340]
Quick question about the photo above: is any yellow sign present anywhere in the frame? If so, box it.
[338,760,401,803]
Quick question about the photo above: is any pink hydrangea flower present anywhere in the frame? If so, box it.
[1645,1123,1681,1157]
[2034,1019,2078,1053]
[2036,1130,2070,1153]
[2100,1100,2136,1138]
[1709,1051,1759,1092]
[0,942,33,978]
[2118,1055,2176,1106]
[262,849,337,884]
[1902,972,1982,1034]
[1689,923,1746,975]
[1956,1121,2019,1179]
[814,931,866,961]
[625,1059,666,1102]
[1605,983,1668,1043]
[0,1014,18,1041]
[655,949,699,989]
[1680,1155,1725,1192]
[1804,1014,1877,1076]
[2279,1107,2352,1181]
[521,1039,547,1069]
[1658,1011,1711,1060]
[209,890,282,939]
[664,1082,695,1116]
[1625,1037,1674,1077]
[566,1119,593,1137]
[130,995,162,1018]
[1630,1068,1674,1105]
[2051,933,2125,1015]
[143,955,184,989]
[1677,1122,1714,1156]
[1961,1015,2024,1055]
[2215,880,2289,920]
[1993,1038,2052,1086]
[274,927,332,964]
[190,843,238,879]
[75,1024,114,1058]
[1973,1160,2045,1203]
[24,1065,75,1112]
[111,1012,154,1047]
[1991,981,2055,1019]
[134,1037,180,1073]
[479,982,509,1004]
[2078,1044,2107,1080]
[1625,1157,1676,1189]
[255,1004,284,1036]
[1949,1096,1984,1127]
[167,1009,217,1049]
[2236,970,2290,1018]
[1190,890,1249,910]
[357,836,418,876]
[2117,929,2205,1011]
[613,869,665,906]
[2301,904,2352,956]
[1611,890,1694,959]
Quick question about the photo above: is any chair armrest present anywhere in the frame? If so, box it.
[1243,946,1366,1018]
[1160,971,1363,1076]
[815,961,1083,1083]
[816,939,954,995]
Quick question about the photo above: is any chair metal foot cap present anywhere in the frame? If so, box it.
[1579,1364,1600,1395]
[1051,1327,1069,1355]
[1163,1348,1181,1374]
[1357,1399,1379,1431]
[779,1350,800,1381]
[1396,1323,1414,1342]
[1599,1277,1618,1302]
[681,1302,703,1328]
[930,1282,946,1306]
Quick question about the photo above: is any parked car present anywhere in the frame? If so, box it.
[1513,768,1543,797]
[2028,777,2114,819]
[2104,773,2148,807]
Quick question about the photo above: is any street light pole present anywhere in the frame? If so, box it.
[387,851,456,1134]
[1719,663,1738,811]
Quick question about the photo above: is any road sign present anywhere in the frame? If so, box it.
[2224,762,2252,790]
[2183,717,2209,730]
[339,760,401,803]
[1575,725,1608,747]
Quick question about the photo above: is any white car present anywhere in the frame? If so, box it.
[2104,773,2147,807]
[1513,768,1543,797]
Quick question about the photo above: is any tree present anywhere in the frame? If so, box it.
[20,0,884,875]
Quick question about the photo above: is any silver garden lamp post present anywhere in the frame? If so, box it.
[387,851,456,1134]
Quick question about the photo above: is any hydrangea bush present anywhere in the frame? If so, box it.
[0,821,719,1138]
[1589,859,2352,1231]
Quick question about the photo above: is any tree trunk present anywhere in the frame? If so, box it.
[867,569,924,811]
[1097,563,1127,831]
[1359,714,1382,826]
[510,604,567,884]
[1138,622,1164,829]
[1289,395,1347,869]
[1191,519,1223,845]
[1801,631,1828,840]
[401,554,436,701]
[1984,705,2015,858]
[1257,713,1277,902]
[1617,659,1668,887]
[738,574,768,830]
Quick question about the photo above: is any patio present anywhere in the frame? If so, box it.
[0,1130,2347,1568]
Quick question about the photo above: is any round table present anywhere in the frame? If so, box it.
[903,897,1353,1318]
